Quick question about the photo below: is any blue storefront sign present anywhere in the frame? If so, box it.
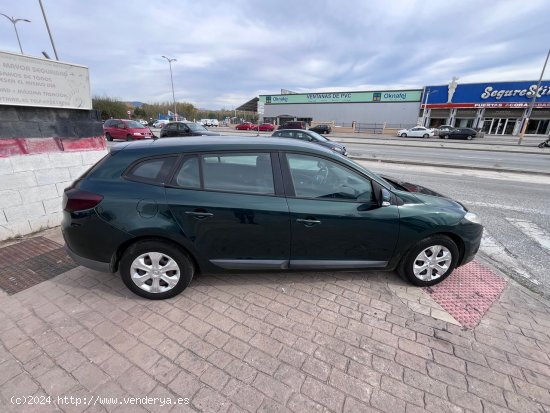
[424,81,550,108]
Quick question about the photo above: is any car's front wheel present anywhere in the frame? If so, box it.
[105,133,113,141]
[398,235,459,286]
[467,135,474,140]
[423,134,429,138]
[119,240,194,299]
[442,135,449,139]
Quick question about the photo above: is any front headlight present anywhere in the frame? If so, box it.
[332,146,343,153]
[464,212,481,224]
[133,132,142,136]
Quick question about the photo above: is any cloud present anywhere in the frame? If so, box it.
[0,0,548,108]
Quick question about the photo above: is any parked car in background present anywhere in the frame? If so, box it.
[309,124,332,134]
[153,120,170,128]
[137,119,148,126]
[258,123,275,132]
[210,119,219,127]
[397,126,434,138]
[103,119,153,141]
[439,127,478,140]
[235,122,256,130]
[271,129,347,156]
[159,121,221,138]
[280,121,307,129]
[62,137,482,299]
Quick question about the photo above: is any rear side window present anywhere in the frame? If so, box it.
[173,156,200,188]
[126,156,177,184]
[202,153,275,195]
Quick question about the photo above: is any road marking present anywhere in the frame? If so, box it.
[480,231,540,285]
[506,218,550,253]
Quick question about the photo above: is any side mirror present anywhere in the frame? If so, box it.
[381,188,391,207]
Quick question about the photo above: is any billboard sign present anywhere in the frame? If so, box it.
[424,81,550,108]
[0,50,92,110]
[261,90,422,105]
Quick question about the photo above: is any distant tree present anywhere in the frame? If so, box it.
[92,96,128,120]
[133,107,147,118]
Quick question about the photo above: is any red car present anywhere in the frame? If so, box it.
[258,123,275,132]
[103,119,153,141]
[235,122,256,130]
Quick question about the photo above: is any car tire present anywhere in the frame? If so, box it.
[398,235,459,287]
[126,134,133,141]
[119,240,194,300]
[423,134,429,138]
[400,133,407,137]
[442,135,449,139]
[467,135,474,140]
[105,133,113,141]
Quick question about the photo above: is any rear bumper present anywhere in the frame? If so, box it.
[65,244,112,273]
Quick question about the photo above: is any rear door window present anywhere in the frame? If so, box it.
[201,153,275,195]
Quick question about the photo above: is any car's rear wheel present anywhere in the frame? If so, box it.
[401,133,407,137]
[105,133,113,141]
[119,240,194,299]
[398,235,459,286]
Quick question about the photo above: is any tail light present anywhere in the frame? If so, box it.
[63,189,103,212]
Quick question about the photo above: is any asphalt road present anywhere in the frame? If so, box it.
[360,160,550,298]
[344,142,549,174]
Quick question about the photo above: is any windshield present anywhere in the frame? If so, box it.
[187,122,208,132]
[127,121,146,129]
[308,130,329,142]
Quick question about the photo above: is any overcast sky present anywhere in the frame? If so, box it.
[1,0,548,109]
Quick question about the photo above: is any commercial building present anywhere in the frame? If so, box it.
[422,80,550,135]
[259,89,423,128]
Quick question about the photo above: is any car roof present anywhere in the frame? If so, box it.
[112,135,335,157]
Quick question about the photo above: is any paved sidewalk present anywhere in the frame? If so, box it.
[1,229,550,412]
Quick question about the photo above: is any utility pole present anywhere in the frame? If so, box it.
[38,0,59,60]
[518,48,550,144]
[161,56,177,121]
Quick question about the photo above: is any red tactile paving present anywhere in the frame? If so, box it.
[425,260,507,328]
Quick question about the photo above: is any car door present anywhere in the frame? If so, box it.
[162,123,178,137]
[282,152,400,268]
[164,152,291,270]
[176,123,192,137]
[410,127,422,137]
[114,121,125,139]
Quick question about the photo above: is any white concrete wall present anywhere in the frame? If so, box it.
[0,149,108,241]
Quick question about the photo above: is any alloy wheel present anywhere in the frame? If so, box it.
[130,252,181,293]
[412,245,452,281]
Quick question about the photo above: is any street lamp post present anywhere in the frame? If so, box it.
[0,13,31,54]
[161,56,177,121]
[421,88,437,126]
[517,48,550,144]
[38,0,59,60]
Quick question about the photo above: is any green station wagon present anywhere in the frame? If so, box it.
[62,137,483,299]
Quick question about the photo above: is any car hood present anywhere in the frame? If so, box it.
[381,175,466,211]
[319,141,345,149]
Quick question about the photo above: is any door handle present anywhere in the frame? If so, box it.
[185,211,213,220]
[296,218,321,226]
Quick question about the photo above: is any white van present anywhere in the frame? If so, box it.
[200,119,211,127]
[210,119,219,127]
